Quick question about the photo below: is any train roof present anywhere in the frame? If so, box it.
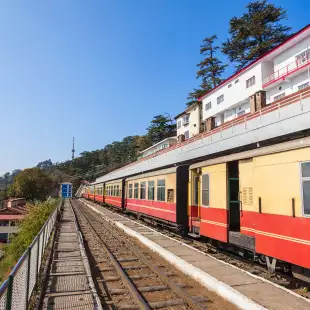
[190,136,310,169]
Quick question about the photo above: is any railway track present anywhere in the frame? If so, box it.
[71,199,236,310]
[88,200,310,300]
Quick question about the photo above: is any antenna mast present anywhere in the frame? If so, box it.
[72,137,75,160]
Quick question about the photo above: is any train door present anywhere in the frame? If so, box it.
[228,161,240,231]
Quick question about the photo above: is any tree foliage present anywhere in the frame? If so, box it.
[187,35,226,107]
[146,114,176,144]
[8,168,53,201]
[222,0,291,70]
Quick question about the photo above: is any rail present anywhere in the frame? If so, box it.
[262,53,310,87]
[0,201,61,310]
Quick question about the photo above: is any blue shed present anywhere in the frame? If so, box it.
[60,183,73,198]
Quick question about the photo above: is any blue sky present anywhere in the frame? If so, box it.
[0,0,309,175]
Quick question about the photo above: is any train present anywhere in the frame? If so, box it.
[82,136,310,281]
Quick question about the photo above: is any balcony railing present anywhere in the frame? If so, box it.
[263,55,310,88]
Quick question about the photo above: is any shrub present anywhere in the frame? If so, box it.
[0,199,59,282]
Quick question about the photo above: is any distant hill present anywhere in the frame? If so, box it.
[1,114,176,193]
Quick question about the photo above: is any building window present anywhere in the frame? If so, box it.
[298,82,309,91]
[228,83,232,88]
[134,183,139,199]
[205,102,211,111]
[217,94,224,104]
[140,182,146,199]
[183,114,190,125]
[177,120,181,129]
[237,110,245,117]
[235,79,239,84]
[157,179,166,202]
[184,130,189,140]
[128,184,133,198]
[296,49,310,65]
[201,174,210,207]
[148,181,155,200]
[246,76,255,88]
[301,162,310,215]
[274,92,285,101]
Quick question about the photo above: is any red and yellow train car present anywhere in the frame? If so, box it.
[188,137,310,273]
[124,167,188,230]
[125,168,177,223]
[105,178,123,209]
[94,184,104,203]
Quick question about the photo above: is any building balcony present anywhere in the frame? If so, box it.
[263,56,310,89]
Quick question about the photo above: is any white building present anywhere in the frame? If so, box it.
[175,102,202,142]
[175,24,310,136]
[137,137,177,159]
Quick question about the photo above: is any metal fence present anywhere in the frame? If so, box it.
[0,202,61,310]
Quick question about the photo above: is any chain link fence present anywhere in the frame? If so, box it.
[0,201,61,310]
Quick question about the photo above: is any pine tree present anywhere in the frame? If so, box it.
[187,35,227,107]
[146,114,176,144]
[222,0,291,71]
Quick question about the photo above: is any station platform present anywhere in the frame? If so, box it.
[41,200,101,310]
[81,199,310,310]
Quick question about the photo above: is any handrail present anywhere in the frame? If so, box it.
[262,52,310,87]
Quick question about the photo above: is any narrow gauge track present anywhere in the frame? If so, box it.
[86,200,310,299]
[71,199,236,310]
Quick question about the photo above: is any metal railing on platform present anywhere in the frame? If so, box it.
[0,201,61,310]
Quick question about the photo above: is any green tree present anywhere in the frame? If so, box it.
[187,35,227,107]
[146,114,176,145]
[222,0,291,71]
[8,168,53,201]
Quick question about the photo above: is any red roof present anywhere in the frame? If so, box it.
[198,24,310,101]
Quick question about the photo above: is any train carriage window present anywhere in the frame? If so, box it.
[128,184,133,198]
[134,183,139,199]
[194,176,199,205]
[113,185,116,196]
[140,182,146,199]
[116,185,120,197]
[148,181,155,200]
[201,174,210,207]
[301,162,310,215]
[157,179,166,202]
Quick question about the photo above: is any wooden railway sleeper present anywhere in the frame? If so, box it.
[72,201,151,310]
[99,222,208,310]
[78,201,208,310]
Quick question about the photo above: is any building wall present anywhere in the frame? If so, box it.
[202,62,263,122]
[176,104,201,139]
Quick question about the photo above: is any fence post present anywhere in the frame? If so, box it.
[25,247,31,309]
[41,226,45,262]
[36,234,40,277]
[6,275,13,310]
